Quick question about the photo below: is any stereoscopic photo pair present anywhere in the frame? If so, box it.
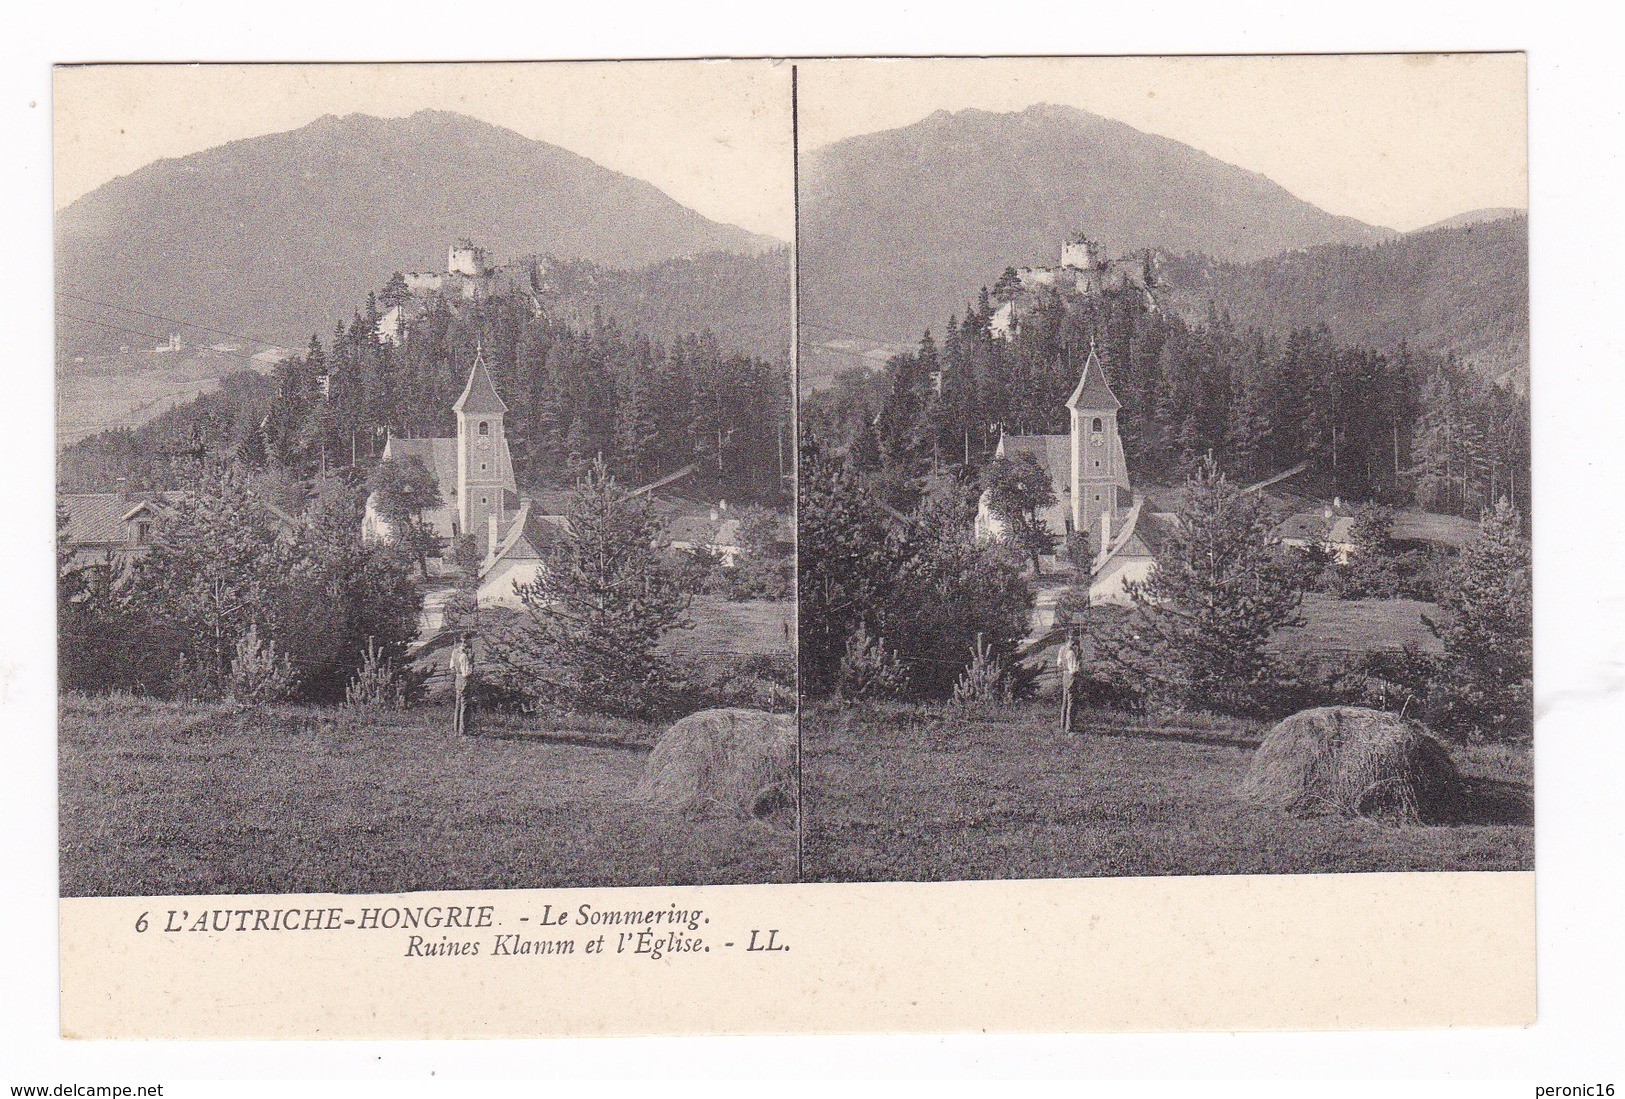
[55,56,1530,902]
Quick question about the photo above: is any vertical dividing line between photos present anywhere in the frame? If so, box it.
[790,61,804,884]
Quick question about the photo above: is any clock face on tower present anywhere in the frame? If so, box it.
[1090,433,1104,447]
[476,436,492,454]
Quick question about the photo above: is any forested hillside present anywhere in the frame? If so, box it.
[61,279,791,506]
[804,274,1529,523]
[1158,215,1528,387]
[533,249,790,364]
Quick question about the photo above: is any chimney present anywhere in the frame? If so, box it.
[709,507,719,523]
[1100,510,1112,553]
[487,513,500,562]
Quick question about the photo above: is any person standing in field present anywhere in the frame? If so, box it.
[1058,629,1080,736]
[450,633,476,738]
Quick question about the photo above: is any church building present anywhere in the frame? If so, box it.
[363,350,566,606]
[975,345,1166,606]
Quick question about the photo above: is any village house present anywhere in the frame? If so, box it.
[667,504,744,568]
[58,491,177,574]
[1276,501,1358,563]
[59,487,306,584]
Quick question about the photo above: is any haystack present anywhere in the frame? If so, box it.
[634,708,795,825]
[1237,705,1461,824]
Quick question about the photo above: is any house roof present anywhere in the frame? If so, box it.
[60,492,177,545]
[381,437,459,503]
[1093,498,1179,574]
[1065,347,1121,413]
[483,500,571,570]
[452,349,508,415]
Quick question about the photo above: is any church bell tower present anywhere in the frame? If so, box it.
[454,347,510,545]
[1066,343,1126,549]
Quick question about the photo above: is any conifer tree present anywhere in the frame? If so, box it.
[796,439,903,694]
[489,459,690,716]
[1091,456,1303,715]
[1425,498,1532,739]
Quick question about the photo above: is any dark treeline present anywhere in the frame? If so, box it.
[61,285,792,505]
[805,279,1529,522]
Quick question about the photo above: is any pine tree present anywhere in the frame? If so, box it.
[1425,498,1532,740]
[1091,456,1303,715]
[121,463,292,697]
[488,459,690,716]
[613,366,661,485]
[796,439,903,695]
[992,266,1022,303]
[380,272,411,310]
[1340,503,1400,599]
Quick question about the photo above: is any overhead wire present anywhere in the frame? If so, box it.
[55,285,303,352]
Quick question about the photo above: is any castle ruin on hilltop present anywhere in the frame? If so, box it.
[989,233,1161,341]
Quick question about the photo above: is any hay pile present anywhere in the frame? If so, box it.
[633,708,795,825]
[1238,706,1462,824]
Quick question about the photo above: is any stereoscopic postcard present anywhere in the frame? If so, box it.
[54,54,1532,1038]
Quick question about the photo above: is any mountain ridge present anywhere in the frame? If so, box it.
[56,110,778,357]
[800,103,1399,360]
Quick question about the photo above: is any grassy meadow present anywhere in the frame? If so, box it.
[801,701,1532,883]
[60,694,794,898]
[663,596,794,664]
[1274,593,1445,656]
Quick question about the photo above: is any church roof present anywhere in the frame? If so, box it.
[380,437,459,503]
[1065,347,1121,413]
[453,349,508,415]
[996,433,1071,491]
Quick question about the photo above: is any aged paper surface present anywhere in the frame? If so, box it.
[61,873,1534,1039]
[54,55,1532,1039]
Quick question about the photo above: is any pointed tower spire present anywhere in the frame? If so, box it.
[1065,342,1120,412]
[453,345,508,415]
[454,346,513,547]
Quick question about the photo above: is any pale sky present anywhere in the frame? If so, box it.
[53,61,796,240]
[798,54,1527,233]
[54,56,1526,241]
